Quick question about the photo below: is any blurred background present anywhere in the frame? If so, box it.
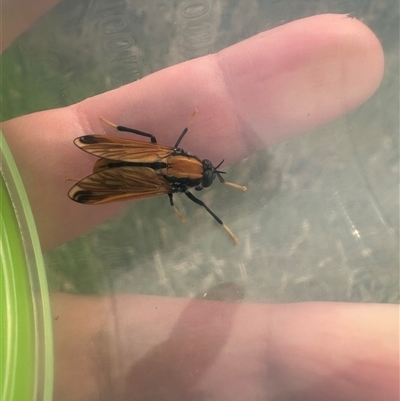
[1,0,398,303]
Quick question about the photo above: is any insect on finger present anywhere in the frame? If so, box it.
[69,111,246,244]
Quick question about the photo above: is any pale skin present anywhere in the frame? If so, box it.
[2,9,398,401]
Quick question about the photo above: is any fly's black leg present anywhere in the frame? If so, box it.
[216,171,247,192]
[185,191,239,244]
[115,125,157,143]
[185,192,222,224]
[168,193,185,222]
[99,117,157,143]
[173,109,198,148]
[174,128,188,148]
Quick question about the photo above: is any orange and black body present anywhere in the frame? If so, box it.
[68,113,247,243]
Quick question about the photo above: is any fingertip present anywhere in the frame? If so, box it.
[217,14,385,146]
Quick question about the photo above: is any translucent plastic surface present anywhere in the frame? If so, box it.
[1,1,398,400]
[0,132,53,401]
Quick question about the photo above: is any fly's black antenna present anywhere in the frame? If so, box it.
[215,159,225,170]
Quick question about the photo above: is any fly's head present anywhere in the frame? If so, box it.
[196,159,225,191]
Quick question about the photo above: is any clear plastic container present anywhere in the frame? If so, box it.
[1,132,53,401]
[1,1,398,400]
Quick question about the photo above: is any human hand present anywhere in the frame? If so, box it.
[50,292,398,401]
[3,14,383,251]
[3,12,397,401]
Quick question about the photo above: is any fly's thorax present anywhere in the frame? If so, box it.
[163,154,203,180]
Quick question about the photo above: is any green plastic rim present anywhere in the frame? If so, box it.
[1,131,53,401]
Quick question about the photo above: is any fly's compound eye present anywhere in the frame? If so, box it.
[201,159,215,188]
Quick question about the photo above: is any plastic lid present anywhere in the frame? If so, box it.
[1,131,53,401]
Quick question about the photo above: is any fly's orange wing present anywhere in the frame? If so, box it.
[73,135,174,163]
[68,166,171,204]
